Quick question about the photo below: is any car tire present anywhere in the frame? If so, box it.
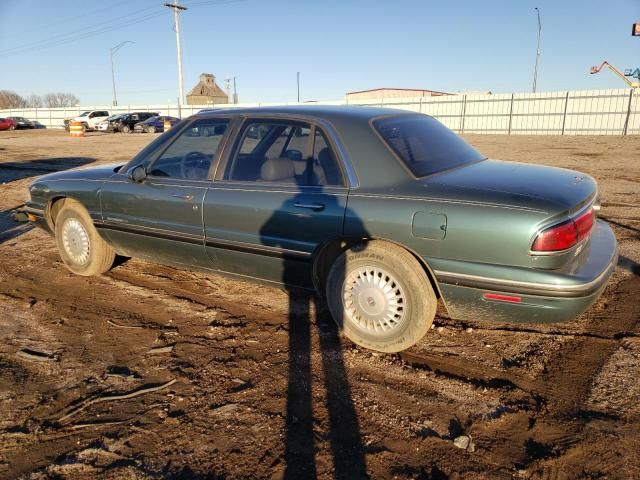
[9,125,15,131]
[122,125,131,134]
[325,240,436,353]
[54,199,115,276]
[147,126,156,134]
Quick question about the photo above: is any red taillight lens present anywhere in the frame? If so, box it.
[532,208,595,252]
[532,220,577,252]
[574,208,595,241]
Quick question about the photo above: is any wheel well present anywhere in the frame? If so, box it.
[312,237,442,299]
[46,197,68,230]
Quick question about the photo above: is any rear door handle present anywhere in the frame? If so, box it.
[171,193,194,201]
[294,202,325,211]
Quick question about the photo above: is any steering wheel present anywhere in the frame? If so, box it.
[180,151,211,180]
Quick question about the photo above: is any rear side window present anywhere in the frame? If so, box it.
[374,115,485,177]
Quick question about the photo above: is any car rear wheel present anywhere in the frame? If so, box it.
[147,125,156,134]
[54,199,115,276]
[122,125,131,134]
[9,125,15,131]
[325,241,436,353]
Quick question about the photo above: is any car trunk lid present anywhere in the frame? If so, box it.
[424,159,597,214]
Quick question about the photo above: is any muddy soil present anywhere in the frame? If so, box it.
[0,129,639,479]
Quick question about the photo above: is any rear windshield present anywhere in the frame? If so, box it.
[374,115,485,177]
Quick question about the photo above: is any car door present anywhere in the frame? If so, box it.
[202,117,350,287]
[99,117,232,269]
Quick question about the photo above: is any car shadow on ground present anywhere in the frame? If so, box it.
[0,157,95,183]
[618,255,640,276]
[0,208,33,245]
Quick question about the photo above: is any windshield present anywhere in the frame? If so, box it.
[78,112,89,117]
[374,115,485,177]
[145,116,159,123]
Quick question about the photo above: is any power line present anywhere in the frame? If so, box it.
[17,0,132,36]
[184,0,247,6]
[0,0,247,58]
[0,6,166,57]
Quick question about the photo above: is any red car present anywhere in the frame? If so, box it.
[0,117,17,131]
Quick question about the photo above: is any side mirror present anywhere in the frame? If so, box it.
[128,165,147,183]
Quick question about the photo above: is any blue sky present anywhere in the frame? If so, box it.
[1,0,639,105]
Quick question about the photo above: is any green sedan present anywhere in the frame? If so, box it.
[20,106,618,352]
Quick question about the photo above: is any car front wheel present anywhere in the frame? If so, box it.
[9,125,15,131]
[325,241,436,353]
[54,199,115,276]
[122,125,131,133]
[147,125,156,133]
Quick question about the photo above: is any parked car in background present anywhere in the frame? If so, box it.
[8,116,34,129]
[63,110,110,131]
[0,117,17,131]
[95,114,124,132]
[19,106,618,353]
[133,115,180,133]
[114,112,158,133]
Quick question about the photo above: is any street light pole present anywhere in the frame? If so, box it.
[532,7,542,93]
[297,71,300,103]
[110,40,134,106]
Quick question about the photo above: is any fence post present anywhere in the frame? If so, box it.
[419,96,423,114]
[507,93,514,135]
[623,89,634,136]
[561,91,570,135]
[460,95,467,134]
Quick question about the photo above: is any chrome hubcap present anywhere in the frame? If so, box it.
[343,267,406,335]
[62,218,90,265]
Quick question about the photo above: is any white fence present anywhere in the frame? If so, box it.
[1,88,638,135]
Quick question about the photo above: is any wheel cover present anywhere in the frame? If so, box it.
[343,267,407,335]
[61,218,90,265]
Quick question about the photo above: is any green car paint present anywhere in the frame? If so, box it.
[23,106,617,325]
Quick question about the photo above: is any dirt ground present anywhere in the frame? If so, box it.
[0,129,638,480]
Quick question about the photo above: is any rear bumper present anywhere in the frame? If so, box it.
[433,220,618,323]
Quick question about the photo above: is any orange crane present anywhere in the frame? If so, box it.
[590,61,640,88]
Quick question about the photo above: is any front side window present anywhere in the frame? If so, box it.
[148,118,229,180]
[374,115,485,177]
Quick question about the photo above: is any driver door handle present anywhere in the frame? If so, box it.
[294,202,325,211]
[171,193,194,201]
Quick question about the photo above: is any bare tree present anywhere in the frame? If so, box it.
[43,92,80,108]
[26,94,43,108]
[0,90,27,109]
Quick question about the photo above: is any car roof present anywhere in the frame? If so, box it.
[193,105,419,123]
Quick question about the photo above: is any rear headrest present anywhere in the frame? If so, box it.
[261,158,295,182]
[318,147,333,164]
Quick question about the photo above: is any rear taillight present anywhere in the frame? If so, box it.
[574,208,595,241]
[532,207,595,252]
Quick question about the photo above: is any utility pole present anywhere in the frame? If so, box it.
[532,7,542,93]
[165,0,187,113]
[110,41,134,106]
[297,71,300,103]
[233,76,238,104]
